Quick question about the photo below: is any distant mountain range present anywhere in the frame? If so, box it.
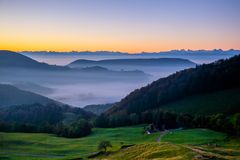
[0,50,196,70]
[68,58,196,68]
[21,49,240,56]
[107,55,240,115]
[0,50,150,84]
[20,49,240,65]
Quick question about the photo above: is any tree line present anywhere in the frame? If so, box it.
[95,110,240,136]
[1,104,239,137]
[0,119,92,138]
[0,103,93,138]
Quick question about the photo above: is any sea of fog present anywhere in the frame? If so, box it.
[21,52,237,65]
[15,52,238,107]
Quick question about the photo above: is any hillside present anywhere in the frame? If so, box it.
[0,125,159,159]
[107,55,240,115]
[0,84,57,107]
[1,127,239,160]
[78,66,148,78]
[83,103,114,115]
[12,82,53,95]
[0,50,69,70]
[68,58,196,68]
[161,88,240,115]
[0,103,93,126]
[99,129,239,160]
[0,83,94,123]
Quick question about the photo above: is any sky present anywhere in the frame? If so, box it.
[0,0,239,53]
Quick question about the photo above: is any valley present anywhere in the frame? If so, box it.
[1,1,240,159]
[1,50,240,159]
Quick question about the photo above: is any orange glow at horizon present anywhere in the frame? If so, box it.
[1,27,239,53]
[1,38,239,53]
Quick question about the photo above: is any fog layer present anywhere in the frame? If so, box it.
[3,50,238,107]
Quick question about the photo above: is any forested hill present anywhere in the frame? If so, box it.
[0,103,94,125]
[83,103,114,115]
[0,84,57,107]
[106,55,240,115]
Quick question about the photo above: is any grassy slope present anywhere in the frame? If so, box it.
[161,129,226,145]
[1,127,240,160]
[100,129,240,160]
[0,125,158,160]
[98,143,196,160]
[161,88,240,115]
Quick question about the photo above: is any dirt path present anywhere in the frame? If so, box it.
[183,145,228,160]
[184,146,207,155]
[157,130,169,142]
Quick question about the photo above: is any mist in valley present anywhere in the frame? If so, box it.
[2,50,239,107]
[0,67,150,107]
[0,62,194,107]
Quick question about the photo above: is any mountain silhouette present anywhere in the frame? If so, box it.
[0,50,69,70]
[0,84,58,107]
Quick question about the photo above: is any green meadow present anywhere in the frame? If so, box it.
[161,128,226,145]
[99,129,240,160]
[1,126,240,160]
[0,125,158,159]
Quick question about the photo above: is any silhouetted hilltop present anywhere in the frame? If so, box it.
[0,50,69,70]
[68,58,196,68]
[0,84,57,107]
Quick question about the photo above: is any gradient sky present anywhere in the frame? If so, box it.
[0,0,239,53]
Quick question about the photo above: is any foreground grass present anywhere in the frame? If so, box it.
[0,125,158,159]
[1,127,240,160]
[99,129,240,160]
[161,128,226,145]
[97,142,196,160]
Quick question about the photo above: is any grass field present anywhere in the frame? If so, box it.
[1,127,240,160]
[98,142,196,160]
[161,129,226,145]
[0,125,159,159]
[99,129,240,160]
